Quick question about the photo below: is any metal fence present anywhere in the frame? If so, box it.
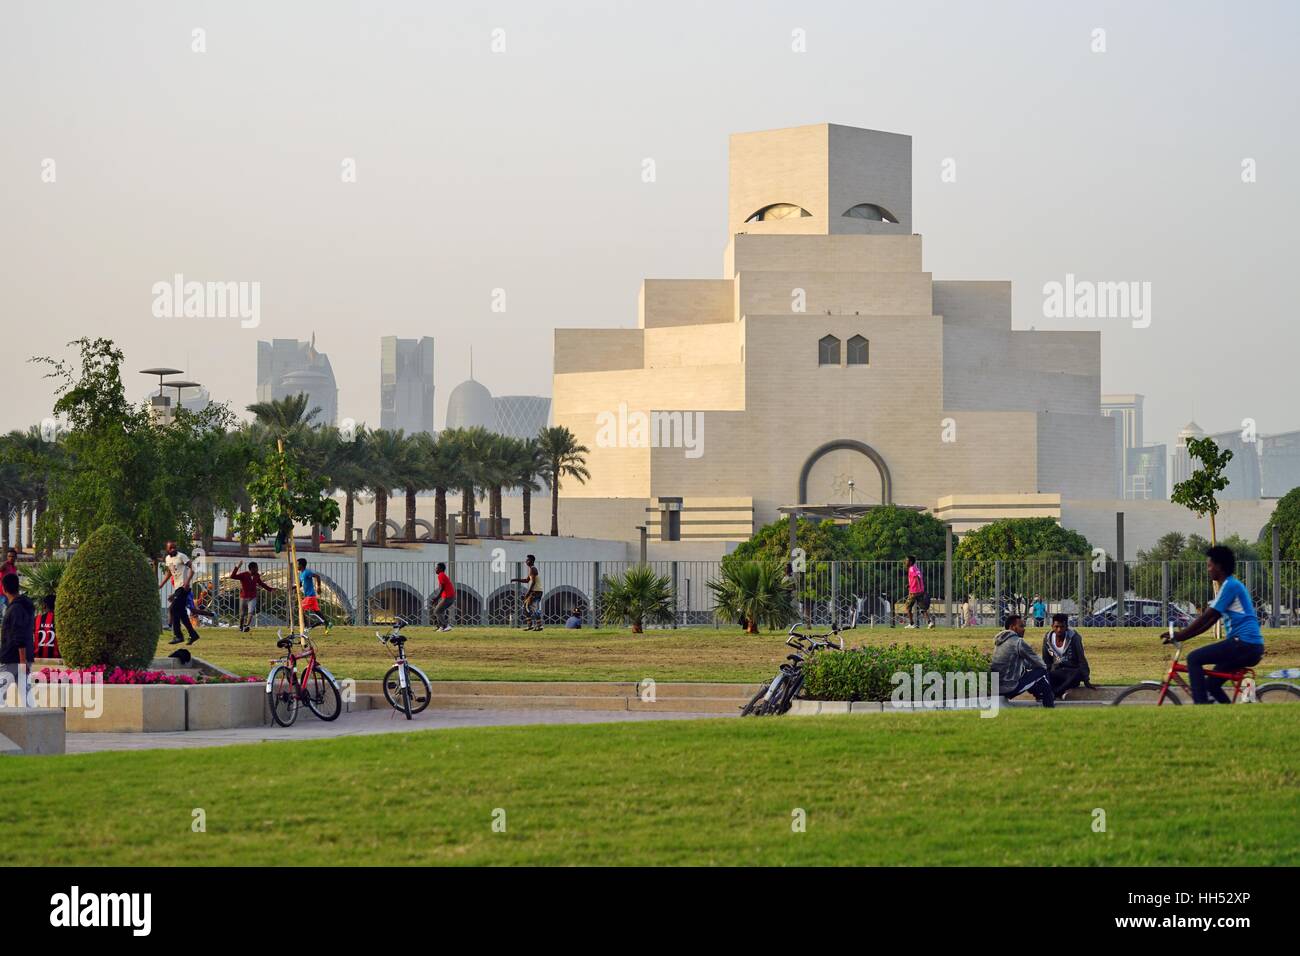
[161,556,1300,629]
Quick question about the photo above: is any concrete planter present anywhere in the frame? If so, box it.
[0,708,66,754]
[186,682,268,730]
[19,681,267,733]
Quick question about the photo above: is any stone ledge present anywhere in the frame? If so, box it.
[0,708,66,754]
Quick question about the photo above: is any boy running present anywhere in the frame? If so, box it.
[160,541,201,645]
[296,558,329,630]
[432,562,455,632]
[230,561,279,632]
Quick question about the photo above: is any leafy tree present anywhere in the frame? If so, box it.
[538,426,590,536]
[1171,436,1232,544]
[844,506,947,562]
[510,437,545,536]
[600,565,675,633]
[1263,486,1300,561]
[246,393,321,436]
[362,429,404,546]
[231,441,340,632]
[33,338,185,557]
[953,518,1092,608]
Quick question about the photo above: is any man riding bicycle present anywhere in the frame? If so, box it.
[1165,545,1264,704]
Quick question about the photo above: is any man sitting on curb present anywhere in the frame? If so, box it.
[990,614,1055,707]
[1041,612,1094,698]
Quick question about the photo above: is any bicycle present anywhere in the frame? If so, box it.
[377,618,432,720]
[1111,634,1300,706]
[265,626,344,726]
[741,624,844,717]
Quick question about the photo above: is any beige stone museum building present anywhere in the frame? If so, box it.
[547,122,1120,547]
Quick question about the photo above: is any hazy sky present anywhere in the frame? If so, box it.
[3,0,1297,446]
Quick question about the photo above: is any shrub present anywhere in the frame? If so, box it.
[56,524,160,669]
[800,643,992,702]
[600,565,675,633]
[708,560,797,633]
[21,557,67,603]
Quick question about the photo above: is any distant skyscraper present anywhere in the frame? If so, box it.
[1260,430,1300,498]
[494,395,551,440]
[256,335,338,426]
[380,336,435,435]
[1207,429,1262,500]
[1171,421,1205,488]
[1102,394,1163,498]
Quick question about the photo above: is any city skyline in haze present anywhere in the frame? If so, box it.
[3,0,1298,448]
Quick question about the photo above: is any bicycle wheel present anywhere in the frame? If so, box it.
[382,664,408,717]
[404,665,432,715]
[740,682,770,716]
[1254,682,1300,704]
[267,664,300,727]
[304,667,342,721]
[1111,681,1182,706]
[772,671,804,715]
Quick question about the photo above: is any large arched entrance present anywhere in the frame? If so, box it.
[797,440,892,506]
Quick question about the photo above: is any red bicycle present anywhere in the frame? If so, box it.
[266,627,343,726]
[1112,636,1300,705]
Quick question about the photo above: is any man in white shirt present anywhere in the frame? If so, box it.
[159,541,201,645]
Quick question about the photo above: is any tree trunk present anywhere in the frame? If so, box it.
[550,476,560,536]
[405,486,417,541]
[746,616,758,634]
[239,503,251,556]
[15,503,25,550]
[522,487,532,535]
[434,488,447,542]
[344,491,355,544]
[375,491,389,547]
[632,621,643,634]
[25,504,33,548]
[461,486,475,538]
[0,505,9,552]
[492,486,502,537]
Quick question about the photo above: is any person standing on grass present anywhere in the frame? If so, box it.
[0,572,35,701]
[904,557,932,629]
[511,554,543,631]
[160,541,201,646]
[1031,595,1046,628]
[296,558,329,631]
[1166,545,1264,704]
[990,614,1055,707]
[230,561,278,632]
[1041,613,1092,697]
[432,562,455,632]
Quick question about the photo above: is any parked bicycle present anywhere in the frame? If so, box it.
[266,626,343,726]
[741,624,844,716]
[1111,634,1300,705]
[377,617,432,719]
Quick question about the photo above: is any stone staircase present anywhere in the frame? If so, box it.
[349,680,759,714]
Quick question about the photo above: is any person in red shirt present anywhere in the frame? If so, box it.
[0,548,18,579]
[230,561,279,632]
[33,594,57,659]
[432,562,455,632]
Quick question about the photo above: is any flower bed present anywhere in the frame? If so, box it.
[34,665,259,686]
[800,643,992,702]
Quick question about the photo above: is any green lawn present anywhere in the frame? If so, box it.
[3,706,1296,865]
[181,624,1300,684]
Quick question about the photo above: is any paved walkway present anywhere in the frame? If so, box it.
[66,707,729,753]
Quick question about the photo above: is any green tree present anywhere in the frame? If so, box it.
[954,517,1092,608]
[1263,486,1300,561]
[509,437,545,536]
[362,429,404,547]
[1171,436,1232,544]
[708,560,797,633]
[538,426,590,537]
[34,338,184,556]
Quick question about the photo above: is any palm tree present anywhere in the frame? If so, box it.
[450,427,493,539]
[538,426,590,537]
[246,393,321,436]
[0,433,21,553]
[397,432,436,541]
[6,426,59,555]
[480,433,514,538]
[364,429,405,546]
[327,424,369,545]
[510,437,545,536]
[600,565,675,633]
[708,560,797,634]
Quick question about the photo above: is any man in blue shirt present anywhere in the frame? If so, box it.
[1166,545,1264,704]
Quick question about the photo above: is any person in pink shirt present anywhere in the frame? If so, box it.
[904,556,934,629]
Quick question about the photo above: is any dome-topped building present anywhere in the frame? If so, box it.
[445,377,494,430]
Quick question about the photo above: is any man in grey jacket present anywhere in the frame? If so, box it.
[990,614,1055,707]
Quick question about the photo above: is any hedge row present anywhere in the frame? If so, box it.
[800,643,992,702]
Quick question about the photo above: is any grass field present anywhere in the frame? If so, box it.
[3,706,1296,865]
[180,624,1300,684]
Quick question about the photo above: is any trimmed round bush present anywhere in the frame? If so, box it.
[57,525,160,669]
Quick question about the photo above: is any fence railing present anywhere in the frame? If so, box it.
[161,557,1300,629]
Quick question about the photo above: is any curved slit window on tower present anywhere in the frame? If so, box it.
[746,203,812,223]
[842,203,899,223]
